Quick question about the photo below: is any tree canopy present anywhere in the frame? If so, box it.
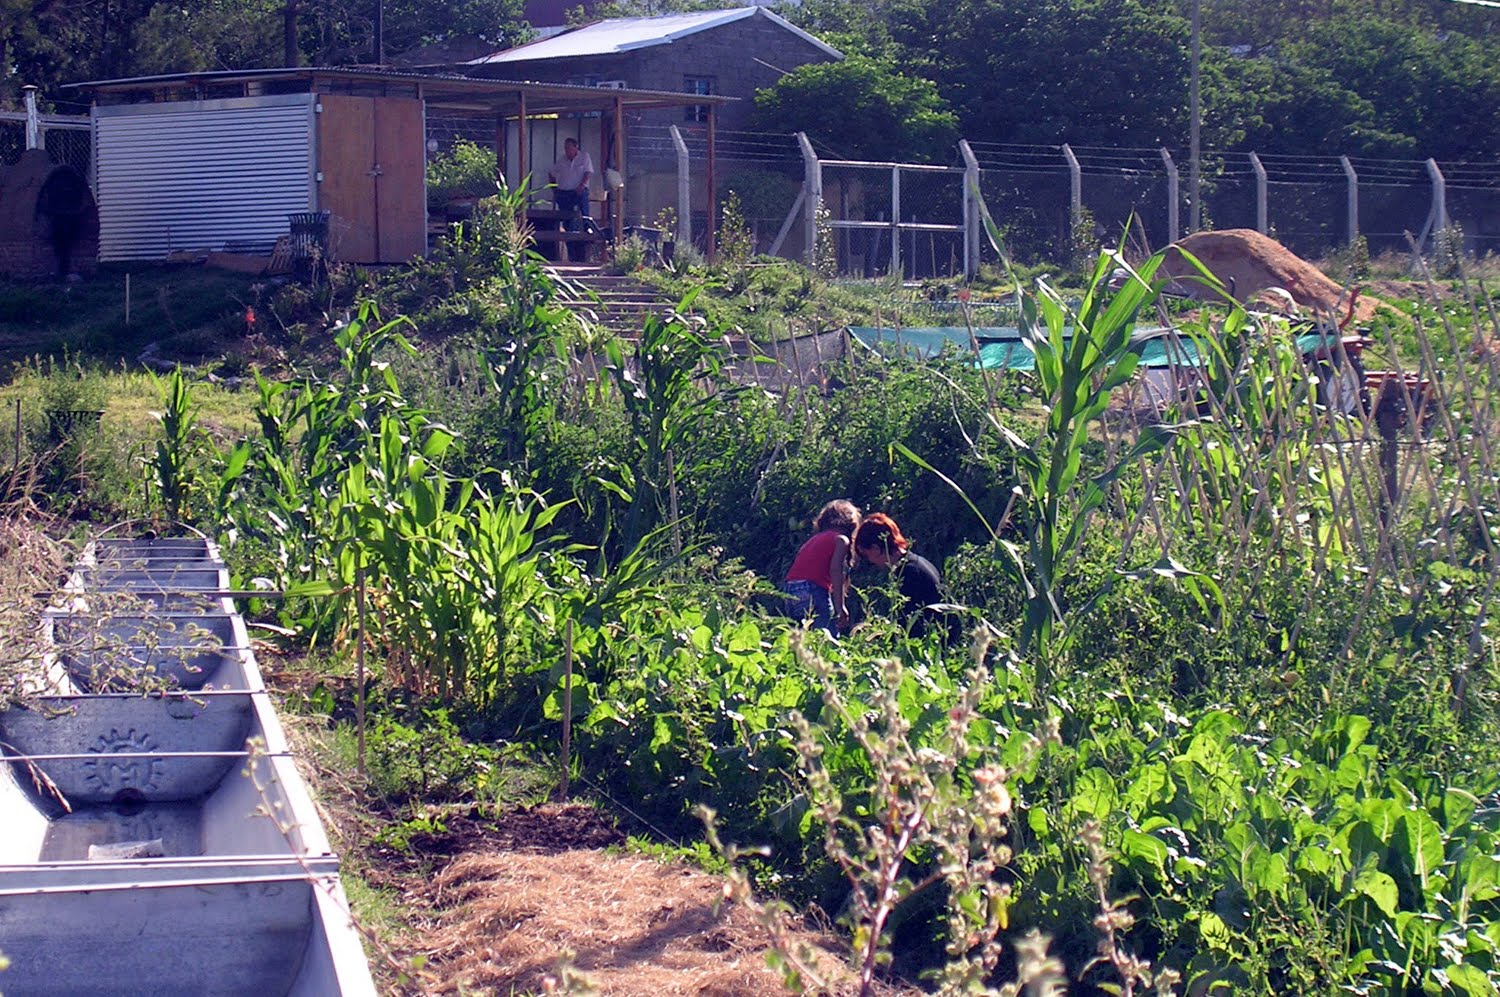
[7,0,1500,162]
[752,55,958,162]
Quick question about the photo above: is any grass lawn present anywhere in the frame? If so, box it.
[0,263,262,370]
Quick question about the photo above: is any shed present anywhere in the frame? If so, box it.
[65,68,732,264]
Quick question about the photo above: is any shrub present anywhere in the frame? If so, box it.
[425,139,499,210]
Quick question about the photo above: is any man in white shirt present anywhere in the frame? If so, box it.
[548,138,594,218]
[547,137,594,261]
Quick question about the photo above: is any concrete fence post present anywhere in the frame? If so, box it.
[797,131,822,268]
[890,165,901,277]
[1062,143,1082,236]
[1340,155,1359,246]
[1249,152,1268,234]
[669,125,692,247]
[22,85,40,151]
[1160,148,1179,245]
[959,139,980,278]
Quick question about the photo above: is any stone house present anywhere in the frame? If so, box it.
[465,7,840,241]
[467,7,841,135]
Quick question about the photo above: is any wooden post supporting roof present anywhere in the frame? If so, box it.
[613,95,625,243]
[517,90,528,198]
[495,113,506,190]
[706,104,717,260]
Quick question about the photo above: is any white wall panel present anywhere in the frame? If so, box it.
[94,95,314,261]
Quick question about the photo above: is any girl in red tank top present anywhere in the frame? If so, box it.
[782,499,860,635]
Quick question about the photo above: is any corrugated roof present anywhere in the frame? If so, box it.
[468,6,842,64]
[62,67,733,114]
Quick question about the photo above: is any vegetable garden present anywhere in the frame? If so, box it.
[4,199,1500,995]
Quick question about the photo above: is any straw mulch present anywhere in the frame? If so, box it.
[419,848,858,996]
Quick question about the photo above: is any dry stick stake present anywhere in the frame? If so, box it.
[12,397,20,468]
[1118,448,1167,564]
[1371,323,1434,567]
[1423,296,1500,559]
[1341,385,1402,577]
[961,300,1002,418]
[786,324,813,433]
[1320,339,1373,564]
[559,619,574,801]
[1391,321,1455,553]
[666,447,682,558]
[355,562,367,778]
[1312,428,1359,565]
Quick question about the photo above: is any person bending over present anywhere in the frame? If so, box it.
[853,513,955,641]
[782,499,860,636]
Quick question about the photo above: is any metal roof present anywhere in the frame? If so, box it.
[62,67,734,115]
[468,6,842,64]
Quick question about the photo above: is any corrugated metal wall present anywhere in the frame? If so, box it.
[94,94,315,261]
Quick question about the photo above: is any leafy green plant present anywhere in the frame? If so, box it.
[425,138,499,210]
[363,707,497,804]
[607,234,650,274]
[717,189,755,268]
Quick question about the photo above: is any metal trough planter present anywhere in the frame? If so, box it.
[0,875,329,996]
[50,612,237,691]
[0,536,377,995]
[79,566,228,591]
[92,537,215,561]
[0,692,254,812]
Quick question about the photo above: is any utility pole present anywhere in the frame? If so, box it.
[283,0,300,67]
[1189,0,1201,233]
[374,0,384,64]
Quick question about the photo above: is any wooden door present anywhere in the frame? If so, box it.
[373,97,426,262]
[316,95,377,262]
[316,95,426,263]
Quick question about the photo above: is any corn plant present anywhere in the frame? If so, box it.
[600,291,735,556]
[146,367,204,526]
[900,246,1216,680]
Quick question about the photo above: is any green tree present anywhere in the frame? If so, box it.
[934,0,1192,147]
[1282,12,1500,159]
[131,0,285,75]
[752,54,957,162]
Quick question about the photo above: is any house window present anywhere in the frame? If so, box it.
[684,76,714,123]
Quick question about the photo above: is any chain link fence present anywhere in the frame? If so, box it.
[423,117,1500,272]
[0,114,91,176]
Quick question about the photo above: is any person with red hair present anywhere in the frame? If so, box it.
[853,513,952,640]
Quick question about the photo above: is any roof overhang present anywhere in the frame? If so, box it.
[468,6,842,65]
[63,66,735,116]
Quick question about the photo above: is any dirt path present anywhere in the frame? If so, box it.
[278,709,860,996]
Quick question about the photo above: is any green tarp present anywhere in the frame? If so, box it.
[848,327,1336,371]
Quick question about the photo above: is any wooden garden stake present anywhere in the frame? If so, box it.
[667,448,682,557]
[356,562,367,778]
[559,619,574,800]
